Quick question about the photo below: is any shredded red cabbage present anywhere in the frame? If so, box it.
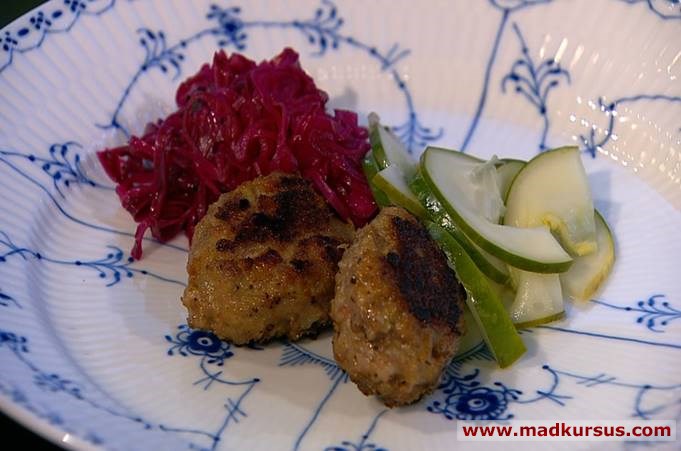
[98,48,376,259]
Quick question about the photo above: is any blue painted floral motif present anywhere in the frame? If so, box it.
[490,0,553,7]
[0,327,155,444]
[28,11,52,31]
[0,0,119,73]
[280,341,344,380]
[545,366,681,420]
[0,31,18,52]
[0,142,110,197]
[163,324,260,451]
[138,29,185,79]
[280,342,348,450]
[592,295,680,333]
[460,0,554,151]
[538,324,681,350]
[580,95,681,158]
[0,290,20,308]
[392,115,443,153]
[166,325,234,366]
[440,384,511,420]
[0,381,104,447]
[325,410,388,451]
[99,0,441,152]
[34,372,84,399]
[457,0,678,153]
[0,323,262,450]
[619,0,681,20]
[501,23,570,151]
[288,0,344,56]
[428,345,570,421]
[430,343,681,422]
[207,5,247,50]
[0,144,188,253]
[1,0,680,448]
[0,230,184,287]
[0,330,29,353]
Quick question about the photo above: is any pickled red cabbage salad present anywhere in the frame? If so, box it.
[98,48,377,259]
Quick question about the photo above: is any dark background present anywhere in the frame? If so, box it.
[0,1,45,30]
[2,3,64,451]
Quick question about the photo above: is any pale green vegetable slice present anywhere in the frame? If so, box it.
[467,239,511,286]
[507,267,565,328]
[372,164,428,219]
[452,306,485,361]
[491,280,517,312]
[361,152,390,207]
[420,147,572,273]
[560,210,615,301]
[504,146,596,256]
[419,148,503,224]
[427,222,526,368]
[368,113,415,176]
[410,172,510,285]
[496,158,526,201]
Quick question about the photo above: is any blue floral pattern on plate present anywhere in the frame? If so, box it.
[0,0,680,449]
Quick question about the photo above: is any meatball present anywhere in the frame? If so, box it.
[331,207,466,407]
[182,172,355,345]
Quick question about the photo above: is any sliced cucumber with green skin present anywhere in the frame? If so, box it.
[420,147,573,273]
[410,172,510,285]
[362,153,391,207]
[422,147,504,222]
[372,164,428,219]
[560,210,615,301]
[490,279,517,311]
[429,146,485,164]
[496,159,526,201]
[507,267,565,328]
[427,222,526,368]
[468,238,511,285]
[452,306,485,360]
[368,113,415,176]
[504,146,597,256]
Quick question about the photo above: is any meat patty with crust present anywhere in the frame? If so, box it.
[331,207,466,407]
[182,172,355,345]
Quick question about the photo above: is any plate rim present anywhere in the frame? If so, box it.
[0,0,680,449]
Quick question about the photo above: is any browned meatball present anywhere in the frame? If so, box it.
[331,207,466,407]
[182,172,355,345]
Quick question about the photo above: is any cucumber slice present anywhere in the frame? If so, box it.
[496,159,526,201]
[368,113,415,176]
[410,173,510,285]
[452,306,485,360]
[419,147,501,221]
[508,267,565,328]
[362,153,390,207]
[372,164,428,219]
[560,210,615,301]
[420,147,573,273]
[504,147,597,256]
[464,238,511,286]
[427,222,526,368]
[491,280,517,311]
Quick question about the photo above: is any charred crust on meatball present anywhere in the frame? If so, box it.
[278,175,310,190]
[238,198,251,210]
[290,258,313,273]
[183,172,356,345]
[298,235,345,264]
[214,197,252,221]
[215,238,237,252]
[385,215,466,332]
[233,181,331,244]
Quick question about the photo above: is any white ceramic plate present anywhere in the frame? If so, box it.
[1,0,680,450]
